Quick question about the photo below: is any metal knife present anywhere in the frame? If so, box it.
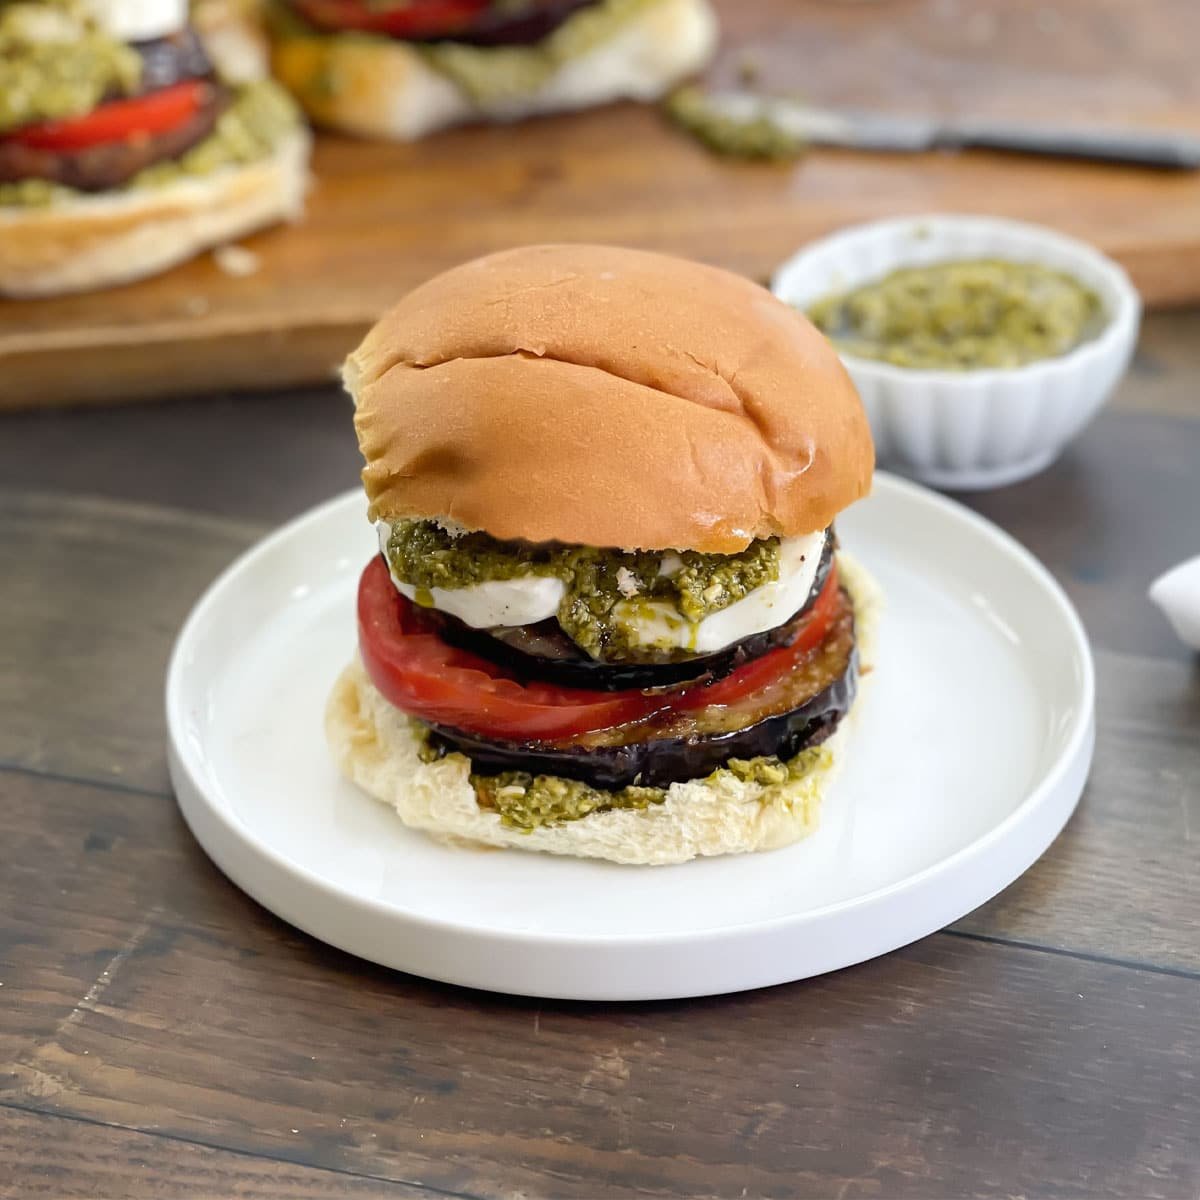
[700,91,1200,169]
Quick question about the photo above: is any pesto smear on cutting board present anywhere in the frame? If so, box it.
[807,259,1103,370]
[663,85,807,161]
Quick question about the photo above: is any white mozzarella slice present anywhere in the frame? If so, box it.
[376,522,827,654]
[377,522,564,628]
[615,530,827,654]
[396,576,566,629]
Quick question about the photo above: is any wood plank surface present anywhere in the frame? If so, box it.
[4,0,1200,407]
[0,1110,422,1200]
[3,384,1196,668]
[954,647,1200,971]
[0,493,263,793]
[2,406,1198,971]
[2,774,1197,1200]
[1,305,1199,1194]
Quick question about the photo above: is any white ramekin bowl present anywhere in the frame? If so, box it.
[771,214,1142,490]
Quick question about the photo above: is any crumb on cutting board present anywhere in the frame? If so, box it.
[213,244,261,278]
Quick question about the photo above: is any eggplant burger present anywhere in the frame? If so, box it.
[0,0,309,297]
[327,244,880,865]
[267,0,716,141]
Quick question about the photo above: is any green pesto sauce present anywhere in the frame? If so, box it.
[807,259,1104,371]
[138,79,302,181]
[384,520,781,660]
[0,80,303,208]
[0,2,143,134]
[467,745,832,831]
[663,85,807,162]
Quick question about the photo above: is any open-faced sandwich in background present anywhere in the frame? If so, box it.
[327,244,881,865]
[267,0,717,141]
[0,0,310,297]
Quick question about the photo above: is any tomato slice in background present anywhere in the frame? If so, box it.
[358,557,670,740]
[292,0,489,36]
[670,567,841,710]
[6,81,209,152]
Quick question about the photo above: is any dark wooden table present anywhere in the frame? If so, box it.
[2,312,1199,1199]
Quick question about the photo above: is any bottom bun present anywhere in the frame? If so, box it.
[271,0,717,141]
[326,551,882,865]
[0,130,311,298]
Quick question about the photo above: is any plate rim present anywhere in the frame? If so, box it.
[166,473,1094,964]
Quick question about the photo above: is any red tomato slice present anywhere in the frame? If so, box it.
[357,557,843,741]
[670,567,841,710]
[292,0,489,36]
[7,81,209,152]
[357,557,670,740]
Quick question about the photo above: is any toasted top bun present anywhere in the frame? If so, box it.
[345,244,874,553]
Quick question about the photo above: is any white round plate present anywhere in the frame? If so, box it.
[166,474,1094,1001]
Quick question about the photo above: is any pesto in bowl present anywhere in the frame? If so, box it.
[770,214,1141,489]
[806,259,1104,372]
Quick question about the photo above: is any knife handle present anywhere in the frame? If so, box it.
[941,120,1200,170]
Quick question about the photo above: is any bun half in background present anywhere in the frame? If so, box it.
[0,0,309,297]
[191,0,273,83]
[268,0,717,140]
[328,244,881,865]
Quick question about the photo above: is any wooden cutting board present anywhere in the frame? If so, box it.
[3,0,1199,408]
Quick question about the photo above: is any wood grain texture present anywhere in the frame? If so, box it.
[0,308,1195,528]
[1,773,1197,1200]
[3,374,1196,669]
[0,1110,422,1200]
[964,408,1200,660]
[4,0,1200,407]
[1123,310,1200,417]
[0,387,364,524]
[955,648,1200,971]
[1,306,1199,1191]
[1,479,1198,974]
[0,492,262,793]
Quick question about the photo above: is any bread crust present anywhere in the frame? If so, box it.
[325,550,881,865]
[193,0,273,83]
[346,244,875,552]
[270,0,718,140]
[0,129,310,297]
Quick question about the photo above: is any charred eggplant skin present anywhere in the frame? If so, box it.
[426,642,858,791]
[134,28,214,94]
[428,532,835,692]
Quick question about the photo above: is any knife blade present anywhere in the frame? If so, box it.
[699,92,1200,169]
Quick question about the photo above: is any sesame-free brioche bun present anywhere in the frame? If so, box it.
[0,129,309,298]
[345,244,874,554]
[271,0,716,141]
